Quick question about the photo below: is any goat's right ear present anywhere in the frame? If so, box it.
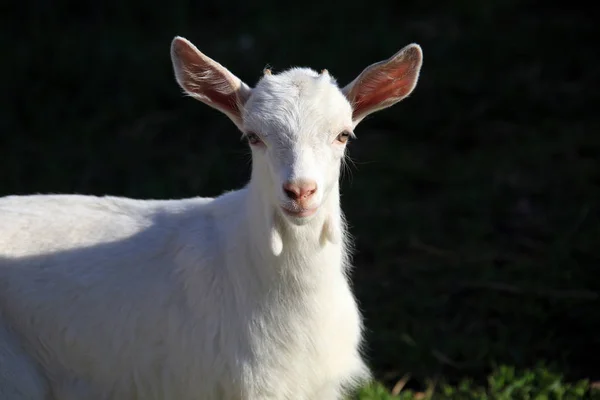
[171,36,251,130]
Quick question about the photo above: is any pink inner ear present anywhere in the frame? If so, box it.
[348,48,421,120]
[173,41,241,117]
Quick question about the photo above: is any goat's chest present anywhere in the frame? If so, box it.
[217,275,365,399]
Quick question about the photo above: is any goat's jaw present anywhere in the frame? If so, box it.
[269,214,338,256]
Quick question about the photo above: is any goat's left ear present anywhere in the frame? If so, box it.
[342,44,423,126]
[171,36,251,131]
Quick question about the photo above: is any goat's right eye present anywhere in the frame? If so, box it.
[246,133,263,146]
[336,131,352,144]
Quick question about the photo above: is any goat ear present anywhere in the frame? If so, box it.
[342,44,423,126]
[171,36,251,130]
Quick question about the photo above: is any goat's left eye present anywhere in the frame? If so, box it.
[246,133,263,145]
[336,131,351,144]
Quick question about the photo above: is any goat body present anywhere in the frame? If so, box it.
[0,37,422,400]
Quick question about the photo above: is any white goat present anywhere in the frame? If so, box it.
[0,36,423,400]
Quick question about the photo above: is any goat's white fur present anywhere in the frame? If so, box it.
[0,36,422,399]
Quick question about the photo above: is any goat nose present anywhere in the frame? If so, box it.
[283,180,317,201]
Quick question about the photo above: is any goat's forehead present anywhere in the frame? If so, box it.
[243,68,352,136]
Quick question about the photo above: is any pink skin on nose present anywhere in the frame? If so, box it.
[282,180,318,217]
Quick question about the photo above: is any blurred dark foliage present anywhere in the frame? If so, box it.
[1,0,599,390]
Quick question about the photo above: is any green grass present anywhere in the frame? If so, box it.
[1,0,598,398]
[356,364,598,399]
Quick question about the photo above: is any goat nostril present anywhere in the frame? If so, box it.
[300,189,315,199]
[284,188,298,200]
[301,184,317,199]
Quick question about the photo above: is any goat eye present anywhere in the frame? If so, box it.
[336,131,351,144]
[246,133,263,145]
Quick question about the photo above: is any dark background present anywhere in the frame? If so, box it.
[1,0,598,391]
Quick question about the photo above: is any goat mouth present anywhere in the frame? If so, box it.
[281,206,318,218]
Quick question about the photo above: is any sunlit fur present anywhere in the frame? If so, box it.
[0,36,422,399]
